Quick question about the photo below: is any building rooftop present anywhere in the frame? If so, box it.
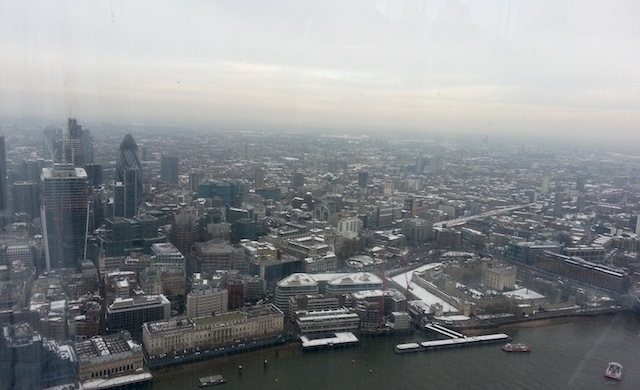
[277,273,317,287]
[151,242,181,255]
[75,332,141,364]
[327,272,382,286]
[109,294,169,311]
[41,164,88,180]
[192,312,245,327]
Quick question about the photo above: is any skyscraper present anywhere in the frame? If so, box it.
[0,136,6,210]
[63,118,94,167]
[12,182,40,219]
[358,171,368,188]
[161,155,179,184]
[115,134,143,217]
[254,167,265,188]
[40,164,90,270]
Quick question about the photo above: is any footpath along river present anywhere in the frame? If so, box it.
[152,312,640,390]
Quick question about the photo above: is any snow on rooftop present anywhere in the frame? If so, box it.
[391,263,457,313]
[502,288,545,300]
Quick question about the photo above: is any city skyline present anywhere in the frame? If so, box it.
[1,1,639,142]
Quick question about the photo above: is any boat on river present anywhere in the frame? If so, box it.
[604,362,623,381]
[501,343,531,353]
[198,374,227,387]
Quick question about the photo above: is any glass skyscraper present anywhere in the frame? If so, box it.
[40,164,89,270]
[115,134,143,217]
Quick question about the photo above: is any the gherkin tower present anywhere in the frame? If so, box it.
[115,134,143,217]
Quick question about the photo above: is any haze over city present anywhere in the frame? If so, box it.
[1,0,639,142]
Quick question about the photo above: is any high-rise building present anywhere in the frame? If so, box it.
[292,172,304,188]
[0,136,6,211]
[115,134,143,217]
[84,163,103,189]
[576,175,586,192]
[553,189,564,217]
[254,167,265,188]
[169,211,200,256]
[192,240,240,275]
[160,155,179,184]
[40,163,90,270]
[12,182,40,219]
[63,118,94,167]
[358,171,368,188]
[188,171,202,192]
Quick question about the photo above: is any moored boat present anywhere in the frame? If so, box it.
[199,374,227,387]
[604,362,623,381]
[501,343,531,353]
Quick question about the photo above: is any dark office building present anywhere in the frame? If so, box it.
[106,294,170,339]
[191,240,241,275]
[0,323,76,390]
[169,211,201,256]
[232,218,257,243]
[198,181,239,207]
[113,168,141,218]
[84,163,103,189]
[188,171,202,192]
[115,134,143,217]
[98,216,165,258]
[160,155,179,184]
[12,182,40,219]
[358,171,368,188]
[40,164,89,270]
[20,159,46,184]
[0,136,6,211]
[63,118,94,167]
[292,172,304,188]
[554,190,564,217]
[254,167,265,188]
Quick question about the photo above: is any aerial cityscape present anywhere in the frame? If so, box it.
[1,1,640,389]
[0,118,638,389]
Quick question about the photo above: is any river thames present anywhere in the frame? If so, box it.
[152,313,640,390]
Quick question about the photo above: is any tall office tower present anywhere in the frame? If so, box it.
[292,172,304,188]
[40,163,89,270]
[383,179,394,196]
[161,155,179,184]
[115,134,143,217]
[12,182,40,219]
[63,118,93,167]
[358,171,368,188]
[576,175,586,192]
[553,189,564,217]
[84,163,103,189]
[541,171,551,195]
[189,171,202,192]
[21,158,46,183]
[0,136,6,210]
[254,167,265,188]
[169,211,200,256]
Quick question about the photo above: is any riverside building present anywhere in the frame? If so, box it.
[75,331,151,387]
[142,304,284,356]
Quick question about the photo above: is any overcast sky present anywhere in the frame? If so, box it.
[1,0,639,140]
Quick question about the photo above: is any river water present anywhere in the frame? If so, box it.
[152,313,640,390]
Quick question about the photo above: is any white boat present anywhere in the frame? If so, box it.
[604,362,623,381]
[199,374,227,387]
[502,343,531,353]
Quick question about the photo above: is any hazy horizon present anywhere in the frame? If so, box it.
[1,1,639,141]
